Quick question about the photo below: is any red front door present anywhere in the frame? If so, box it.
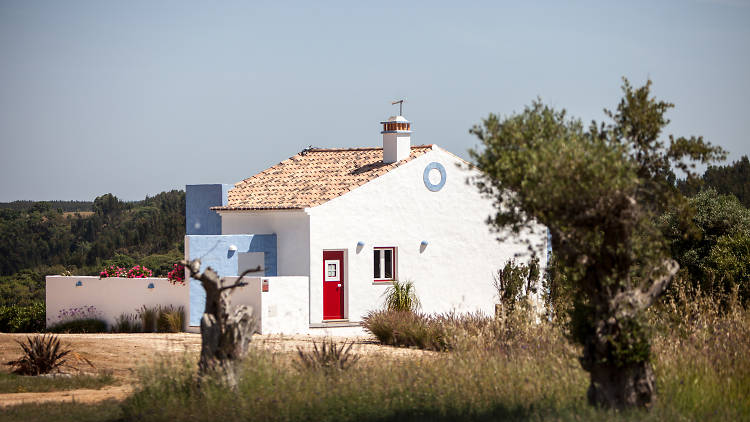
[323,250,344,320]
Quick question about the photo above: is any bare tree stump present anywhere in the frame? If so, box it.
[185,259,257,390]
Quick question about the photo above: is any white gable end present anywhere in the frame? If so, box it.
[306,146,546,323]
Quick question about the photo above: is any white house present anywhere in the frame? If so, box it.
[184,112,547,334]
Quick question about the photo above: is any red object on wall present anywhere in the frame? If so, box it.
[323,250,344,320]
[262,279,269,292]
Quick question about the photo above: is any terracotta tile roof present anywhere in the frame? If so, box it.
[213,145,434,210]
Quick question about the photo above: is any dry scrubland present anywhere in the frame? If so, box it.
[2,294,749,422]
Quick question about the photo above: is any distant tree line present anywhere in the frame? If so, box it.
[0,200,94,212]
[677,155,750,208]
[0,190,185,306]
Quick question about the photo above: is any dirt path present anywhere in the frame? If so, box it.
[0,333,430,407]
[0,385,133,407]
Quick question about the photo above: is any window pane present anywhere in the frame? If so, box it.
[373,250,381,278]
[328,264,336,278]
[384,249,393,279]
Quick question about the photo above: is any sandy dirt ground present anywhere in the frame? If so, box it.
[0,333,430,407]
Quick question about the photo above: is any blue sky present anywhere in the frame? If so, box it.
[1,0,748,201]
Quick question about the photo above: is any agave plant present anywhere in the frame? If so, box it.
[383,279,420,312]
[295,338,361,372]
[7,334,71,375]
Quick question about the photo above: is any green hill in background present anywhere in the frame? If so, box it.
[0,190,185,306]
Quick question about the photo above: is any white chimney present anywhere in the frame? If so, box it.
[381,115,412,163]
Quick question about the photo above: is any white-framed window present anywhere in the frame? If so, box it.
[324,260,340,282]
[373,247,396,282]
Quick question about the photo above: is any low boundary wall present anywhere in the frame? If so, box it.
[223,276,309,334]
[45,276,189,328]
[46,275,309,334]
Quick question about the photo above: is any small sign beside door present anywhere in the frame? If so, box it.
[262,279,269,292]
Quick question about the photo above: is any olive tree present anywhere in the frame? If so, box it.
[468,79,724,408]
[185,259,257,390]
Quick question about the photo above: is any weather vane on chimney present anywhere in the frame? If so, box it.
[391,98,406,116]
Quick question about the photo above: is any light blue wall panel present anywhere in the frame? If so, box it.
[187,234,277,326]
[185,184,232,235]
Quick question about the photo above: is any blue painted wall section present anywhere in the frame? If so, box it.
[185,184,232,235]
[187,234,277,325]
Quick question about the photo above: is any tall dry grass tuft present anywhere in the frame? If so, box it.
[156,305,185,333]
[648,283,750,417]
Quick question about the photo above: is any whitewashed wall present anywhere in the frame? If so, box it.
[306,146,547,325]
[220,210,311,277]
[47,275,308,334]
[45,276,189,328]
[224,276,309,334]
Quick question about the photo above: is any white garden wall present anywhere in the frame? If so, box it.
[46,275,308,334]
[45,276,189,328]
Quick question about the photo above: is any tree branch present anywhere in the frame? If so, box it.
[611,259,678,319]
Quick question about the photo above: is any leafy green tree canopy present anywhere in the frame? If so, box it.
[469,79,725,409]
[661,188,750,302]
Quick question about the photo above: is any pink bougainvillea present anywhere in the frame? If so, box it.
[167,263,185,285]
[99,265,127,278]
[99,264,153,279]
[127,265,153,278]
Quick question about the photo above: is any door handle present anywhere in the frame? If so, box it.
[337,283,342,287]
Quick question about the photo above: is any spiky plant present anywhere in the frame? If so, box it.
[295,338,361,372]
[383,279,420,312]
[7,334,71,375]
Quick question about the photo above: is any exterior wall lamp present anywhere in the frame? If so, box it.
[147,283,155,289]
[75,280,83,287]
[228,244,238,252]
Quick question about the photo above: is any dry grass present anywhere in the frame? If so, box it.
[0,291,747,421]
[118,299,749,421]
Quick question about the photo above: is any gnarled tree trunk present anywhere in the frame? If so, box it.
[185,259,256,390]
[586,360,656,408]
[581,259,678,409]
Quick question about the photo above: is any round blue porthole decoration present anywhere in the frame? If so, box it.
[423,162,446,192]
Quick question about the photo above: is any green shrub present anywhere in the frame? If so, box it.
[156,305,184,333]
[47,318,107,334]
[140,250,184,277]
[382,279,420,312]
[493,258,539,315]
[7,334,71,375]
[0,302,45,333]
[111,313,142,333]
